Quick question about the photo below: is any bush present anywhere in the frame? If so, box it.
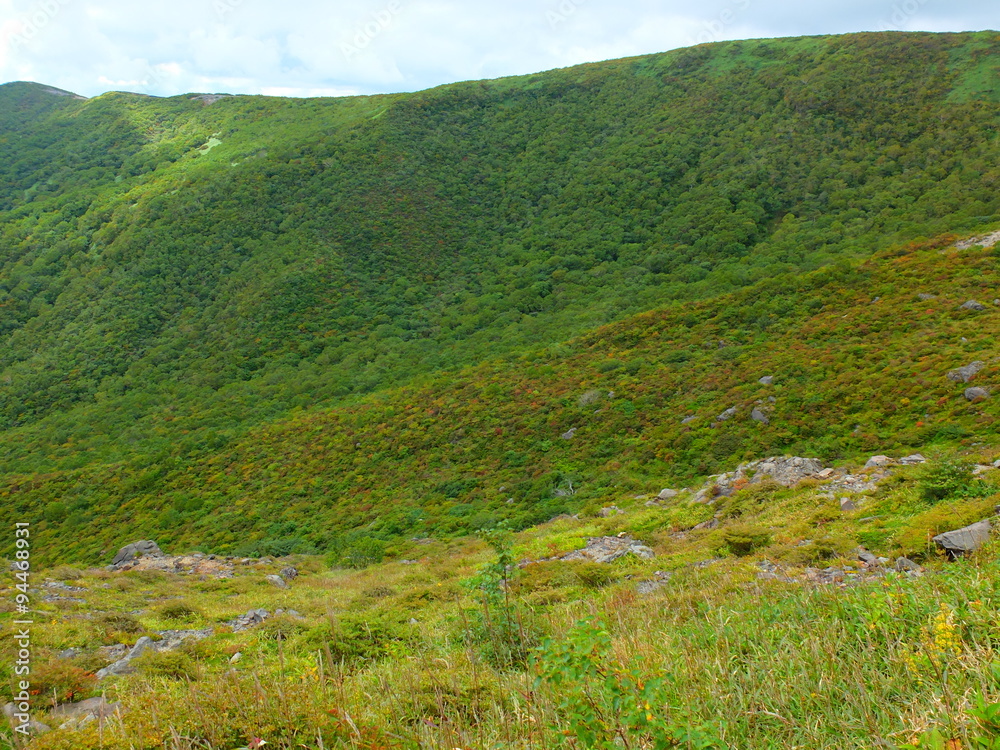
[93,612,144,638]
[29,659,97,707]
[718,523,773,556]
[133,650,200,680]
[158,601,201,622]
[919,459,975,502]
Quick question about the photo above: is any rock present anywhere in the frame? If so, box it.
[230,651,242,663]
[230,608,270,632]
[57,648,81,660]
[266,574,288,589]
[561,427,576,440]
[692,518,719,531]
[561,536,654,564]
[856,548,879,566]
[816,468,835,479]
[933,519,992,556]
[956,230,1000,250]
[864,455,894,469]
[110,540,163,567]
[960,300,987,311]
[965,387,990,402]
[2,704,50,734]
[598,506,622,518]
[895,557,922,572]
[750,408,770,425]
[279,566,298,581]
[900,454,927,465]
[973,464,995,476]
[658,488,679,500]
[918,293,936,301]
[994,459,1000,469]
[947,361,984,383]
[749,457,824,487]
[681,415,697,424]
[644,500,660,507]
[96,636,155,679]
[717,407,738,422]
[840,498,856,511]
[50,696,121,728]
[758,375,774,385]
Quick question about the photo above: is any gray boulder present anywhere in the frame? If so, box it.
[758,375,774,385]
[917,293,936,301]
[657,488,679,500]
[947,361,984,383]
[681,415,697,424]
[900,454,927,465]
[50,696,120,729]
[560,427,576,440]
[856,548,879,566]
[960,300,987,311]
[864,455,894,469]
[840,498,856,512]
[895,557,922,573]
[965,387,990,402]
[716,407,738,422]
[750,408,770,425]
[933,520,992,556]
[266,574,288,589]
[230,608,270,632]
[110,540,163,567]
[96,636,155,679]
[561,536,654,564]
[279,566,298,581]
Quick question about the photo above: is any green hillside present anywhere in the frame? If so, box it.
[2,229,998,566]
[0,31,999,482]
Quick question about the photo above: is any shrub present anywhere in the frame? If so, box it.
[718,523,773,556]
[919,459,975,502]
[133,650,200,680]
[158,601,201,622]
[29,659,97,707]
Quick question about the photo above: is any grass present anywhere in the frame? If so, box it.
[3,448,1000,748]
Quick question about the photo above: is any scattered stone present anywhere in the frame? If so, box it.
[973,464,995,476]
[965,387,990,402]
[816,468,835,479]
[266,574,288,589]
[560,536,655,564]
[681,415,697,424]
[644,500,660,507]
[279,567,298,581]
[895,557,922,573]
[636,572,672,595]
[758,375,774,385]
[856,548,879,566]
[50,696,121,730]
[57,648,81,660]
[692,518,719,530]
[230,652,242,663]
[900,454,927,465]
[598,506,622,518]
[933,519,992,557]
[658,488,679,500]
[96,636,155,679]
[230,608,270,632]
[110,540,163,567]
[2,703,50,734]
[956,230,1000,250]
[717,406,738,422]
[560,427,576,440]
[960,300,987,311]
[918,293,937,301]
[993,459,1000,469]
[750,408,770,425]
[948,361,985,383]
[864,455,894,469]
[840,498,856,512]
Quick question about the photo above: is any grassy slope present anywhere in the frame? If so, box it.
[0,31,999,480]
[1,229,997,566]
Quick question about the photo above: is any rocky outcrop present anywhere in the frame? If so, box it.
[49,696,120,730]
[96,636,156,679]
[960,300,987,311]
[965,387,990,402]
[933,520,992,557]
[110,540,163,567]
[230,608,270,632]
[559,536,655,564]
[947,361,984,383]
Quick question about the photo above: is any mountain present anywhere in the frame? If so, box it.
[0,31,998,564]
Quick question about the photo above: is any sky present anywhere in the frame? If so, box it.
[0,0,996,99]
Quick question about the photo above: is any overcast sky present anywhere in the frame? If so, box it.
[0,0,996,99]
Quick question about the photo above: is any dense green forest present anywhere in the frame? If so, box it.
[0,31,998,563]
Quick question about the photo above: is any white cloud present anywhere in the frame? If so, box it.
[0,0,996,98]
